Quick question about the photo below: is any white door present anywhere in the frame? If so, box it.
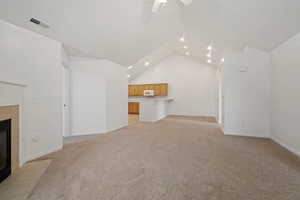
[63,67,70,137]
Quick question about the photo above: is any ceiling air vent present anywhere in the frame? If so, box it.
[30,18,50,28]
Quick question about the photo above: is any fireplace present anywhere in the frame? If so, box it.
[0,119,11,183]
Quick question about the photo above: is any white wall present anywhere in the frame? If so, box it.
[131,56,218,117]
[0,20,63,164]
[70,58,107,135]
[61,46,70,67]
[222,47,271,138]
[70,57,128,136]
[271,33,300,156]
[0,82,24,107]
[104,62,128,132]
[216,67,223,124]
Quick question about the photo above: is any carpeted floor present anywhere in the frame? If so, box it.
[0,160,51,200]
[27,116,300,200]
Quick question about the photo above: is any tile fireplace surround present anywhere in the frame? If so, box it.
[0,105,19,173]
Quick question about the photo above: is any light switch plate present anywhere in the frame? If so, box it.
[239,66,248,72]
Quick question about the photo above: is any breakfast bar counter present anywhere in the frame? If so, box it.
[128,97,173,122]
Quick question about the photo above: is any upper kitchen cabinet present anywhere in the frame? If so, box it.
[128,83,168,97]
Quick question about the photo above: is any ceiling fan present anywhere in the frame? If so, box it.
[152,0,193,12]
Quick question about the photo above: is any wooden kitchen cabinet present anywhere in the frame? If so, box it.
[128,85,134,96]
[137,85,144,96]
[128,83,168,97]
[128,102,140,114]
[154,84,161,96]
[160,84,168,96]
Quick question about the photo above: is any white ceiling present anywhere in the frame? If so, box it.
[1,0,300,67]
[127,40,223,80]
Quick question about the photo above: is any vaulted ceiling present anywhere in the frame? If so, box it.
[1,0,300,67]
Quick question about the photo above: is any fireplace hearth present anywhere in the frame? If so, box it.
[0,119,11,183]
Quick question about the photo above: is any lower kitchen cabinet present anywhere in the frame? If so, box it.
[128,102,140,114]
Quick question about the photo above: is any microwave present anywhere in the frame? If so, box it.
[144,90,155,96]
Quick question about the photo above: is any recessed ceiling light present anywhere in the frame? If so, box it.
[127,74,131,78]
[185,52,190,56]
[145,62,150,66]
[207,59,212,63]
[206,53,211,58]
[128,65,133,70]
[184,46,188,49]
[207,45,212,50]
[221,58,225,62]
[180,36,185,42]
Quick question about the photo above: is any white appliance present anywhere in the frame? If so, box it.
[144,90,155,96]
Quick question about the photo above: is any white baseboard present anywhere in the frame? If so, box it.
[71,130,106,136]
[71,124,128,137]
[106,124,128,133]
[272,137,300,157]
[224,131,269,138]
[224,132,300,157]
[22,144,63,165]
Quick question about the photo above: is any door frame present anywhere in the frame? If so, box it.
[62,65,71,137]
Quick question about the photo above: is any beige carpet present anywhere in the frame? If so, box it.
[0,160,51,200]
[27,116,300,200]
[168,115,217,123]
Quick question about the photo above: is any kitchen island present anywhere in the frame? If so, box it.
[128,97,173,122]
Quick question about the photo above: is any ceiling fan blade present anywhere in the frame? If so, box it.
[152,0,162,12]
[180,0,193,6]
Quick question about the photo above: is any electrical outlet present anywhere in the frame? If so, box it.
[32,135,40,143]
[239,66,248,72]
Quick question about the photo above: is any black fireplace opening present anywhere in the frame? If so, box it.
[0,119,11,183]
